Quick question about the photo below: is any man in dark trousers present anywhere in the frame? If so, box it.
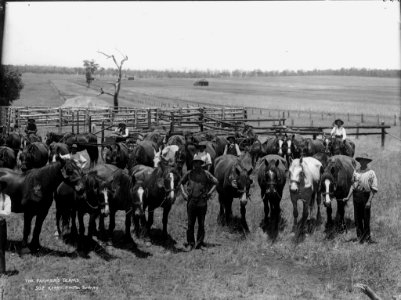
[180,154,218,251]
[344,153,378,244]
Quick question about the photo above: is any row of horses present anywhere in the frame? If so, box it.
[0,128,357,256]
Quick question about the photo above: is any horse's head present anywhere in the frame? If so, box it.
[157,165,181,202]
[82,171,109,216]
[19,144,36,172]
[263,159,281,196]
[129,177,146,218]
[228,164,253,205]
[331,137,343,155]
[320,164,337,207]
[323,136,333,155]
[289,158,305,193]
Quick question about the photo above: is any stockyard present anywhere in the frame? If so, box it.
[1,72,400,300]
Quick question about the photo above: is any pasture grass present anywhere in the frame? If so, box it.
[3,73,400,299]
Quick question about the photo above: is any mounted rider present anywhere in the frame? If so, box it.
[330,119,352,154]
[114,123,129,143]
[25,118,38,135]
[180,154,218,251]
[223,135,241,157]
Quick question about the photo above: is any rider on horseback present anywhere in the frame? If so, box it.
[25,119,37,135]
[330,119,352,154]
[114,123,129,143]
[223,135,241,157]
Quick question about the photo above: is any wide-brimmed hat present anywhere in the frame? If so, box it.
[197,141,208,147]
[227,135,236,141]
[118,123,126,127]
[334,119,344,126]
[355,152,372,163]
[28,118,35,123]
[71,144,78,149]
[193,154,205,164]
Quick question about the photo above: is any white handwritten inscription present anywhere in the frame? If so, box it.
[25,278,99,292]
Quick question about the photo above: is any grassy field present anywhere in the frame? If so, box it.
[3,73,401,299]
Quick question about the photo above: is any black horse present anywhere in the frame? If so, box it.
[102,142,129,169]
[19,142,49,172]
[0,156,83,254]
[60,132,99,168]
[257,155,287,237]
[0,146,17,169]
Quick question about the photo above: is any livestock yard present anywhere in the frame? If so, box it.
[0,73,400,300]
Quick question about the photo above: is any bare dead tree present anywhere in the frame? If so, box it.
[97,51,128,111]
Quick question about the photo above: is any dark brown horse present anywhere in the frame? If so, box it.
[0,146,17,169]
[214,154,253,231]
[59,132,99,168]
[102,142,129,169]
[48,142,70,163]
[141,161,181,240]
[322,136,355,157]
[5,133,21,157]
[320,155,356,231]
[128,140,158,169]
[304,138,325,156]
[0,157,83,253]
[19,142,49,172]
[257,155,287,237]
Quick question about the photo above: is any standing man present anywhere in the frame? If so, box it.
[343,153,378,244]
[25,119,38,135]
[180,155,218,251]
[195,141,212,172]
[223,135,241,156]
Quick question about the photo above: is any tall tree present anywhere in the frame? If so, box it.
[83,59,99,87]
[0,65,24,106]
[97,51,128,110]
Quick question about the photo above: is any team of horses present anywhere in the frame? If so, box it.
[0,127,357,256]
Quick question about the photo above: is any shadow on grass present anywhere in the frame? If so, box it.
[260,214,288,241]
[218,216,250,236]
[146,228,185,254]
[109,230,152,259]
[77,236,116,261]
[324,217,355,240]
[291,217,323,244]
[7,239,78,259]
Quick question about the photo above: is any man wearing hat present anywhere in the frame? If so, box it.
[223,135,241,156]
[195,141,212,171]
[330,118,352,154]
[25,118,37,135]
[343,153,378,244]
[114,123,129,143]
[180,154,218,251]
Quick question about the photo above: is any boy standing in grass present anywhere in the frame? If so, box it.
[344,153,378,244]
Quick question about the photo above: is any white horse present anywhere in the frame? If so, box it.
[289,156,322,232]
[153,145,179,167]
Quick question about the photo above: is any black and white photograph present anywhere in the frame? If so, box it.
[0,1,400,299]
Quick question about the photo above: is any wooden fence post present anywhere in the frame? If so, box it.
[394,114,397,126]
[170,112,175,133]
[199,108,204,132]
[76,111,79,134]
[377,114,380,125]
[71,111,75,133]
[0,218,7,274]
[88,116,92,133]
[101,121,105,145]
[381,121,386,148]
[291,119,294,126]
[347,113,350,122]
[356,123,359,139]
[147,109,151,129]
[287,111,290,118]
[311,119,313,126]
[58,109,63,134]
[268,110,271,117]
[361,113,364,123]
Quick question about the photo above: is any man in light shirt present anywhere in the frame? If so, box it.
[69,144,88,170]
[223,135,241,157]
[343,153,378,244]
[195,141,212,172]
[0,182,11,217]
[114,123,129,143]
[330,119,352,155]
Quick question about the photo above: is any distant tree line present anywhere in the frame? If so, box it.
[11,64,401,78]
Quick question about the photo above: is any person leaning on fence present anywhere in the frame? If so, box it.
[114,123,129,143]
[343,153,378,244]
[180,154,218,251]
[330,119,352,153]
[223,135,241,156]
[25,118,37,135]
[195,141,212,172]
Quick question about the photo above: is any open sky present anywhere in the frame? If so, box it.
[2,1,400,71]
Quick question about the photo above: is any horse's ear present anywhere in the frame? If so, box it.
[275,159,280,167]
[247,168,253,176]
[320,166,324,175]
[235,165,242,175]
[299,157,303,164]
[264,159,269,168]
[330,166,335,175]
[291,134,295,140]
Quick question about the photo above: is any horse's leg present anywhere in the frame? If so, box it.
[217,193,225,225]
[88,213,97,240]
[271,196,281,235]
[21,212,34,253]
[326,203,333,229]
[290,196,298,232]
[30,210,49,252]
[124,209,133,241]
[70,209,78,239]
[162,204,172,239]
[108,210,116,239]
[225,197,233,225]
[337,200,346,233]
[240,201,249,233]
[301,199,309,233]
[78,211,85,237]
[262,191,269,225]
